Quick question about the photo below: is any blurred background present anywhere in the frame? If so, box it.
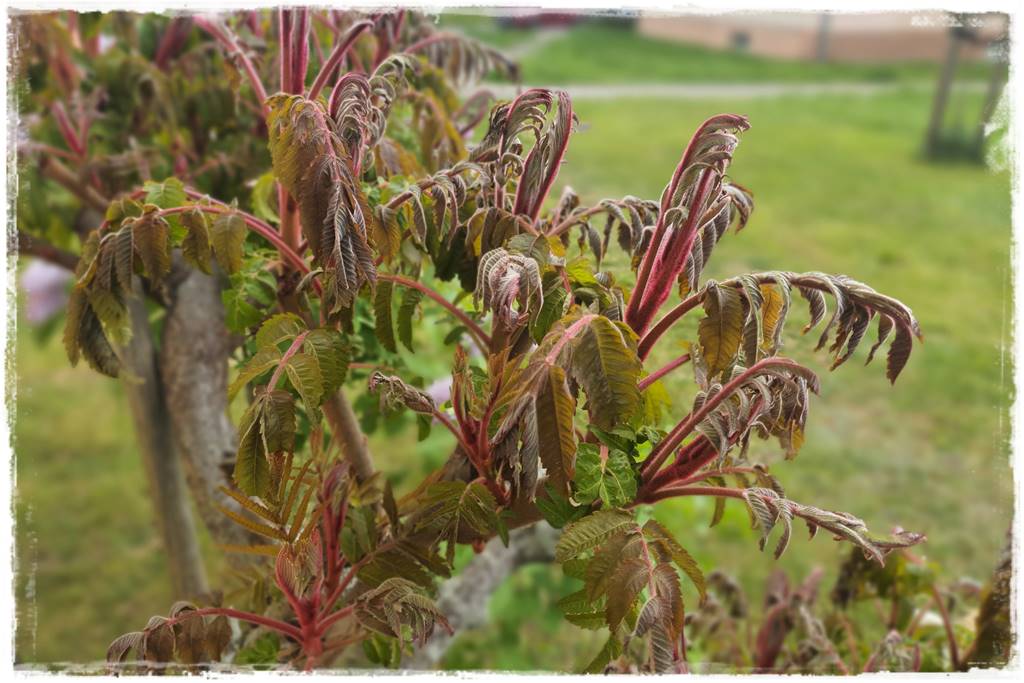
[13,8,1012,670]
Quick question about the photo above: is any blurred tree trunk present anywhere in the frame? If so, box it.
[403,522,559,670]
[119,285,209,598]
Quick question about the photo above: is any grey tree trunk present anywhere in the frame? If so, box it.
[120,287,209,598]
[160,266,262,553]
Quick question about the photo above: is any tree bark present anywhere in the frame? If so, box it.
[160,266,262,552]
[119,286,209,598]
[403,521,559,670]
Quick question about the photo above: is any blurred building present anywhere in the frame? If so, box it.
[637,12,1007,63]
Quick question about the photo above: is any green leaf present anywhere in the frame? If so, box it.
[583,633,623,673]
[228,347,282,400]
[556,509,636,563]
[303,328,349,396]
[143,177,186,209]
[234,402,271,497]
[397,287,423,352]
[535,483,586,529]
[284,352,324,416]
[251,172,280,225]
[259,389,297,455]
[415,481,499,564]
[256,313,305,350]
[574,444,637,508]
[223,287,263,332]
[570,316,642,430]
[698,282,745,378]
[374,280,398,353]
[211,209,246,274]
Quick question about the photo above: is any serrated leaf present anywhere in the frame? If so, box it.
[415,481,499,564]
[303,328,349,396]
[583,633,623,674]
[534,365,577,492]
[584,529,635,601]
[397,287,423,352]
[143,177,186,209]
[574,444,637,508]
[556,509,636,563]
[374,280,397,353]
[606,557,649,629]
[228,347,282,400]
[211,209,246,274]
[181,208,213,274]
[255,313,305,350]
[698,282,744,378]
[132,211,172,284]
[284,352,324,416]
[535,484,586,529]
[643,519,706,603]
[570,316,642,430]
[232,430,270,499]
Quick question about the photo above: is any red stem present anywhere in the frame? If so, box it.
[377,273,491,350]
[169,607,302,641]
[641,358,803,480]
[279,9,293,92]
[290,9,311,95]
[637,292,703,360]
[266,332,310,390]
[308,20,373,101]
[931,584,960,669]
[639,353,690,391]
[642,484,745,505]
[629,169,715,334]
[194,16,269,119]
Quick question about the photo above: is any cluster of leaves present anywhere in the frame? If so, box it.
[23,8,938,674]
[106,601,233,672]
[63,178,249,376]
[110,448,451,671]
[684,543,1006,674]
[553,511,705,673]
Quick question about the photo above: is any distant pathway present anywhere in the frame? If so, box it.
[501,28,564,61]
[483,80,985,100]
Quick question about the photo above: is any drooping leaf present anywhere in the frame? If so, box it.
[374,280,398,353]
[132,210,172,285]
[534,364,577,492]
[397,286,424,352]
[210,208,246,274]
[180,208,213,274]
[698,282,744,378]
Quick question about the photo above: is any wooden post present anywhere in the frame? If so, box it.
[925,24,962,157]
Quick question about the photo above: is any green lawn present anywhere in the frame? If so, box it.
[12,22,1012,671]
[440,14,992,85]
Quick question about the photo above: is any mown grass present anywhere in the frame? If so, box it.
[441,14,992,85]
[12,23,1012,670]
